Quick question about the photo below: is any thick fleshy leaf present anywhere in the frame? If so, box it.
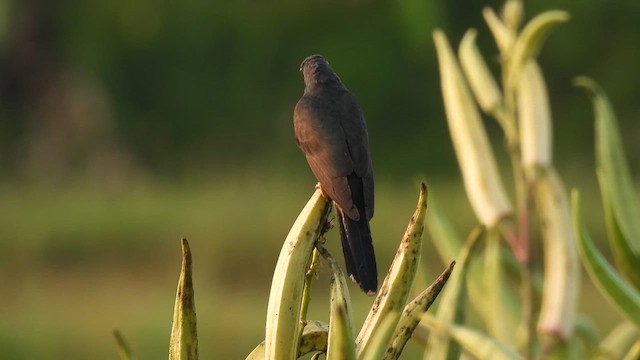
[423,227,483,360]
[592,321,638,359]
[482,7,516,54]
[482,230,516,346]
[169,239,199,360]
[357,183,428,356]
[426,195,462,263]
[319,246,356,360]
[517,60,553,172]
[433,29,513,228]
[572,191,640,330]
[383,261,456,360]
[505,10,570,90]
[423,316,522,360]
[264,189,331,360]
[535,169,580,339]
[575,76,640,276]
[459,29,503,117]
[245,321,330,360]
[360,312,401,360]
[113,329,134,360]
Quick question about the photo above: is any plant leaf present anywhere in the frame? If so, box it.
[169,238,199,360]
[383,261,456,360]
[264,189,331,360]
[575,76,640,271]
[505,10,570,91]
[113,329,135,360]
[356,183,428,356]
[245,321,330,360]
[592,321,639,360]
[423,315,522,360]
[423,226,483,360]
[319,246,356,360]
[536,169,581,339]
[572,191,640,330]
[433,29,513,228]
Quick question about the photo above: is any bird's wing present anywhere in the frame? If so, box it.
[340,92,374,220]
[294,96,360,220]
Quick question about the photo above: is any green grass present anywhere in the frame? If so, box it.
[0,174,619,358]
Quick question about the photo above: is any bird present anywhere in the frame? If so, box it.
[293,54,377,295]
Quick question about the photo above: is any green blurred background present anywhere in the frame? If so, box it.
[1,0,639,358]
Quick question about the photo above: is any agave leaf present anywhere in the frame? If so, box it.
[459,29,504,118]
[517,60,552,172]
[572,191,640,330]
[575,76,640,266]
[433,29,513,228]
[113,329,135,360]
[483,230,516,346]
[245,321,330,360]
[426,195,462,262]
[501,0,523,30]
[424,227,483,360]
[359,311,401,360]
[482,7,516,54]
[597,171,640,290]
[168,238,198,360]
[423,315,522,360]
[356,183,428,356]
[383,261,456,360]
[505,10,570,91]
[318,246,356,360]
[264,189,331,360]
[536,169,580,339]
[591,321,639,360]
[622,340,640,360]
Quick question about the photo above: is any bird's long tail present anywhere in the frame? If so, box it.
[338,208,378,295]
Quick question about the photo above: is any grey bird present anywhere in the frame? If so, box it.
[293,54,377,295]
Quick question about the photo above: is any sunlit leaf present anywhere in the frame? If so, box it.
[572,191,640,330]
[433,29,513,228]
[384,261,456,360]
[423,227,483,360]
[357,183,427,356]
[423,315,522,360]
[169,238,199,360]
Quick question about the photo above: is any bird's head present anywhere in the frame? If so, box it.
[299,54,342,90]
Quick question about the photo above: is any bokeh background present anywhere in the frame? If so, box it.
[1,0,639,358]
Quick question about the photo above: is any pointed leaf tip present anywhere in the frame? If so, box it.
[169,238,199,360]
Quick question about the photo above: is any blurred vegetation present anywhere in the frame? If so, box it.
[0,0,639,359]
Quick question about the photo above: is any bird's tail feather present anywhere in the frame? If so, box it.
[338,210,378,295]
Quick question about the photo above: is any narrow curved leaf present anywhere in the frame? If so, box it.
[505,10,570,90]
[423,315,522,360]
[319,246,356,360]
[424,227,483,360]
[433,29,513,227]
[264,189,331,360]
[383,261,456,360]
[357,183,428,356]
[169,238,199,360]
[572,191,640,330]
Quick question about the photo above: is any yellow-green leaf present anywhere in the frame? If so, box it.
[572,191,640,330]
[575,76,640,263]
[357,183,428,356]
[264,189,331,360]
[423,315,522,360]
[424,227,483,360]
[505,10,570,91]
[383,261,456,360]
[319,246,356,360]
[169,238,199,360]
[433,29,513,228]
